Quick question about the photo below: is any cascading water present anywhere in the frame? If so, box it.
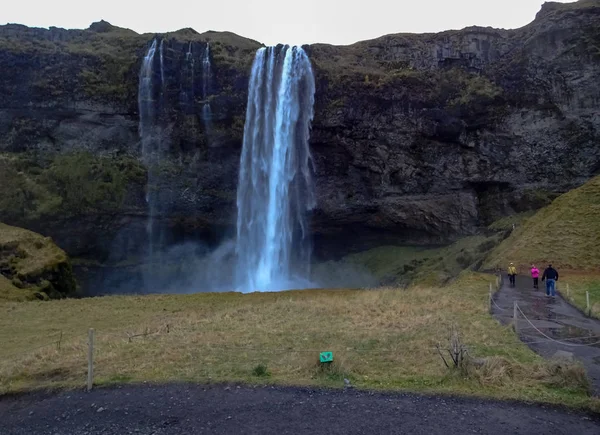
[202,43,212,136]
[139,39,157,163]
[235,45,316,293]
[159,39,165,88]
[139,39,158,248]
[138,38,166,291]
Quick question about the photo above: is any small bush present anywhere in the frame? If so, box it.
[252,364,270,378]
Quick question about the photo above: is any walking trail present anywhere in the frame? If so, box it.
[492,274,600,395]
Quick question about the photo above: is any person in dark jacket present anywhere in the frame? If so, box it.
[541,264,559,297]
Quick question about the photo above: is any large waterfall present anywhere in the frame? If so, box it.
[235,46,316,293]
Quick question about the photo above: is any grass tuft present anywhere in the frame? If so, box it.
[252,364,270,378]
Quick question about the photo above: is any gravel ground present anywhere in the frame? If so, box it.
[1,384,598,434]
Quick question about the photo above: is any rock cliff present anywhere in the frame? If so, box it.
[0,1,599,273]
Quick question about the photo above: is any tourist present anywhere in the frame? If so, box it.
[531,264,540,289]
[541,264,559,297]
[508,263,517,287]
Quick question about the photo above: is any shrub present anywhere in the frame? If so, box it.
[252,364,270,378]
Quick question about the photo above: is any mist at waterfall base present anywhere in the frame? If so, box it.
[87,43,376,296]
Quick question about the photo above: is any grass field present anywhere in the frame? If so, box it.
[0,273,596,410]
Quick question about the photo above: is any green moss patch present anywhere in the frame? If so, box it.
[0,222,76,300]
[0,152,146,222]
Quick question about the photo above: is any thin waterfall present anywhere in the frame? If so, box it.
[202,43,212,137]
[139,39,157,163]
[235,46,316,292]
[138,38,164,291]
[186,41,193,61]
[202,43,211,99]
[159,39,166,116]
[184,41,194,108]
[159,39,165,88]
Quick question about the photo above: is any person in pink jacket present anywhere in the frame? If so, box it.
[531,264,540,289]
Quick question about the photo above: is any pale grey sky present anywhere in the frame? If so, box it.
[2,0,576,46]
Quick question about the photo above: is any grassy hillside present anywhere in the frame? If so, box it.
[484,175,600,272]
[0,273,595,410]
[325,233,504,288]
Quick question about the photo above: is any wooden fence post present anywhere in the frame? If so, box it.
[586,291,591,317]
[87,328,95,391]
[513,301,518,333]
[489,283,493,313]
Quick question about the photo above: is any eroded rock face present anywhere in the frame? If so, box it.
[0,1,599,264]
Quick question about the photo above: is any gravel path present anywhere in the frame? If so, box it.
[492,274,600,394]
[1,384,598,434]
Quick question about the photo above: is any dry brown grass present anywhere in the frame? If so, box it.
[0,273,597,410]
[463,356,590,393]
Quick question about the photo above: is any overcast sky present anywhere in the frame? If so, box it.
[2,0,576,46]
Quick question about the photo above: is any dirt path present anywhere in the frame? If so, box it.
[1,384,598,434]
[492,274,600,394]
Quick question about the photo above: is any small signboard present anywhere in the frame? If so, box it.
[319,351,333,363]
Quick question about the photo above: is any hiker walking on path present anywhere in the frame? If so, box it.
[541,264,559,297]
[531,264,540,289]
[508,263,517,287]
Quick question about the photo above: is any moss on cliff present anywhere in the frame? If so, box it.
[0,152,146,222]
[0,222,76,301]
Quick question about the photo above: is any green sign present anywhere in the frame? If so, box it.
[319,351,333,363]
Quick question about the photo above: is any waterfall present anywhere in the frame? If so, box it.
[202,43,212,137]
[235,46,316,293]
[138,38,164,291]
[159,39,165,88]
[139,39,157,163]
[202,43,211,99]
[182,41,194,109]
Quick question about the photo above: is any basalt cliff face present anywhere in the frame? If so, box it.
[0,1,599,269]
